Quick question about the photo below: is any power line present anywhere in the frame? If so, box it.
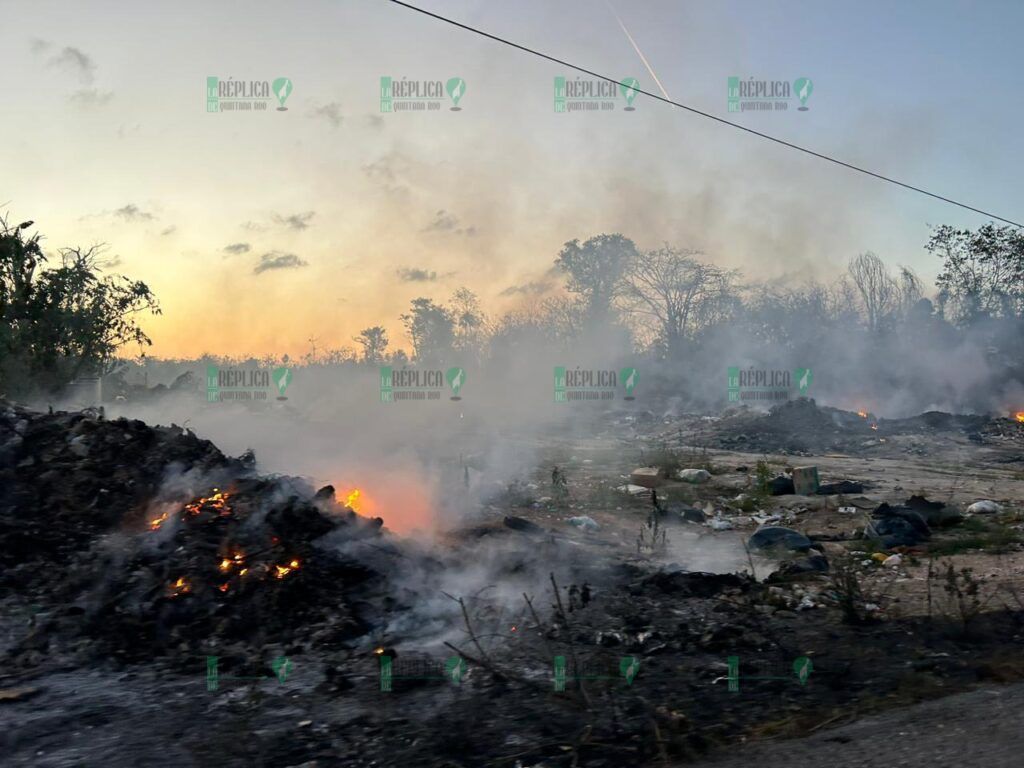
[388,0,1023,229]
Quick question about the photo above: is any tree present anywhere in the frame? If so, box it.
[448,287,487,358]
[927,223,1024,324]
[0,218,160,396]
[354,326,389,364]
[623,246,737,358]
[400,297,454,362]
[847,252,897,332]
[554,234,638,326]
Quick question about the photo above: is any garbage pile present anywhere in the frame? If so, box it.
[0,402,390,664]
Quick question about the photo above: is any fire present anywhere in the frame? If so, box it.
[857,410,868,418]
[334,477,437,535]
[218,583,230,593]
[169,577,191,596]
[345,489,362,512]
[185,489,230,517]
[273,559,300,579]
[149,511,170,531]
[1015,411,1024,423]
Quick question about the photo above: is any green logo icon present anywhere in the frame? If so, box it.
[619,656,640,685]
[272,656,293,683]
[446,367,465,400]
[794,77,813,111]
[446,77,466,111]
[792,656,813,685]
[272,77,293,111]
[794,367,813,395]
[445,656,466,684]
[620,367,638,400]
[273,367,292,400]
[620,77,639,110]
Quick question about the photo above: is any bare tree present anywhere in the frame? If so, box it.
[623,246,737,358]
[847,251,897,331]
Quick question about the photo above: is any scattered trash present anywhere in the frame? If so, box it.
[882,554,902,567]
[709,515,733,531]
[869,503,931,547]
[677,468,711,484]
[616,484,648,496]
[661,501,706,524]
[838,506,858,515]
[792,466,820,495]
[817,480,866,495]
[630,467,664,488]
[503,516,544,534]
[747,526,813,554]
[967,500,1002,515]
[568,515,600,531]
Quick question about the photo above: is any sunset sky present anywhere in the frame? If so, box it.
[4,0,1022,358]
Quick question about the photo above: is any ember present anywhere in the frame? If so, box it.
[857,410,868,418]
[274,559,300,579]
[169,577,190,596]
[149,511,170,531]
[1016,411,1024,423]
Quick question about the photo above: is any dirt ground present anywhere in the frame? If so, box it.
[3,405,1024,767]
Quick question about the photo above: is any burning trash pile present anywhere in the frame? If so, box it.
[0,402,391,664]
[711,397,1024,455]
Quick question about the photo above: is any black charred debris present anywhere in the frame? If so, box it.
[1,402,388,664]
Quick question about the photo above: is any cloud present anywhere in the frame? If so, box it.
[272,211,316,230]
[396,267,455,283]
[69,89,113,108]
[241,220,266,232]
[97,255,123,269]
[362,151,410,197]
[422,209,476,237]
[254,251,308,275]
[499,280,554,297]
[223,242,251,255]
[310,102,343,128]
[113,204,154,223]
[160,225,177,237]
[30,39,51,55]
[48,46,96,84]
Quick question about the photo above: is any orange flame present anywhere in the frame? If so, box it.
[857,410,868,418]
[169,577,191,596]
[149,511,170,531]
[345,489,362,512]
[1015,411,1024,423]
[273,559,300,579]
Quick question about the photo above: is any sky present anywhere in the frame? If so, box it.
[3,0,1022,359]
